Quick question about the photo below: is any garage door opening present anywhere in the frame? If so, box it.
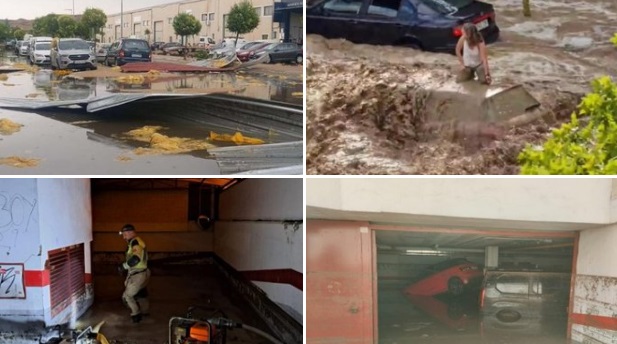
[375,228,576,344]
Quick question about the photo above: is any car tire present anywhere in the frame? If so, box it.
[296,55,303,64]
[265,54,271,64]
[448,277,464,296]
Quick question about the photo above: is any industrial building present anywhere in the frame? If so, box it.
[0,178,302,343]
[307,179,617,344]
[101,0,303,45]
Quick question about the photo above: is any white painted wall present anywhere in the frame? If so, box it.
[219,179,303,220]
[215,179,303,323]
[308,179,613,227]
[0,179,42,319]
[577,223,617,277]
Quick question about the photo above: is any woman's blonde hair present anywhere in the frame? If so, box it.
[463,23,484,47]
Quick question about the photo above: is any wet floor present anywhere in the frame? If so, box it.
[80,263,276,344]
[0,53,302,174]
[379,281,571,344]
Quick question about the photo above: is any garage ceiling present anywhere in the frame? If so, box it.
[376,230,574,252]
[91,178,241,190]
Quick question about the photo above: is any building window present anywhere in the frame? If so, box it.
[264,6,274,16]
[209,13,215,21]
[168,17,172,24]
[254,7,261,16]
[272,31,277,39]
[262,34,268,39]
[201,13,208,22]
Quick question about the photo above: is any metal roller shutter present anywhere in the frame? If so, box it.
[49,244,85,317]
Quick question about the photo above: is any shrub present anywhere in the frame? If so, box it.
[519,76,617,174]
[611,33,617,47]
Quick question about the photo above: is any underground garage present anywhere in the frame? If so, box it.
[0,178,303,344]
[307,178,617,344]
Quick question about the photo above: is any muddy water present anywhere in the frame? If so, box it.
[0,53,301,174]
[307,0,617,175]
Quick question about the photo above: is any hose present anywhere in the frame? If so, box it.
[241,324,284,344]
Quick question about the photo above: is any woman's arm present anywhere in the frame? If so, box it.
[479,42,490,76]
[455,36,465,66]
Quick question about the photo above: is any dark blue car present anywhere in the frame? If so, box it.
[307,0,500,53]
[105,38,152,66]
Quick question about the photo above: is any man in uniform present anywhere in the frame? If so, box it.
[118,224,150,323]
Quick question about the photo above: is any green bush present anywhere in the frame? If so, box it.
[194,50,211,60]
[519,76,617,174]
[611,33,617,47]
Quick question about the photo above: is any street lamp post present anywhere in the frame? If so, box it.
[120,0,124,39]
[72,0,75,15]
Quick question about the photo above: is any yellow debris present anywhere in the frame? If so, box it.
[126,126,166,142]
[0,156,40,168]
[115,75,145,84]
[116,155,133,162]
[111,66,122,72]
[53,70,72,77]
[147,70,161,75]
[292,92,303,97]
[0,118,23,135]
[209,131,265,145]
[0,75,7,81]
[126,125,215,155]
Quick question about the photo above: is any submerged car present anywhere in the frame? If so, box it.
[307,0,500,53]
[480,270,570,338]
[105,38,151,66]
[404,258,483,296]
[50,38,97,70]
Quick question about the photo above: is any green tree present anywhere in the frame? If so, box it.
[75,21,90,39]
[226,0,260,46]
[80,8,106,40]
[33,14,60,36]
[12,28,25,40]
[172,13,202,45]
[144,28,151,43]
[57,15,78,38]
[0,22,11,41]
[519,76,617,174]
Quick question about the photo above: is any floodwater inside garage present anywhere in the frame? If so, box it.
[376,230,574,344]
[79,262,275,344]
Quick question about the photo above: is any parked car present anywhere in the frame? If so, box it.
[5,39,16,51]
[307,0,500,53]
[404,258,484,296]
[18,41,30,56]
[197,36,216,49]
[161,42,188,56]
[29,41,52,65]
[50,38,97,71]
[480,270,570,338]
[151,41,166,50]
[96,43,111,63]
[14,40,22,55]
[236,42,273,62]
[105,38,151,66]
[259,42,303,64]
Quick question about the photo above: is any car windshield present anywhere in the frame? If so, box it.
[421,0,473,13]
[36,43,51,50]
[124,40,149,49]
[59,40,90,50]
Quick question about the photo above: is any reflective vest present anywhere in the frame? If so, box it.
[125,236,148,271]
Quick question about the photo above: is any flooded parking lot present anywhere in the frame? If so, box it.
[0,52,302,174]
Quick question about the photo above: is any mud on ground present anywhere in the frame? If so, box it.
[307,0,617,175]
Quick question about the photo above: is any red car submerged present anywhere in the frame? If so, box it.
[404,258,483,296]
[236,42,273,62]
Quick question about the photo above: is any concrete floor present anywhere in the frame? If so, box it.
[378,281,573,344]
[78,263,276,344]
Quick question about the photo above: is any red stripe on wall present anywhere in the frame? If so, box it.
[242,269,302,291]
[24,270,50,287]
[85,273,92,284]
[571,313,617,331]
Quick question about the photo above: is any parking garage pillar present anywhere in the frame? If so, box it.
[485,246,499,268]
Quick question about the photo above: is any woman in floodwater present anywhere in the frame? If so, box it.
[455,22,492,85]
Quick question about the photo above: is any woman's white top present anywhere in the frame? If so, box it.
[463,40,482,68]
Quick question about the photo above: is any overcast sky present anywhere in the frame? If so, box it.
[2,0,182,20]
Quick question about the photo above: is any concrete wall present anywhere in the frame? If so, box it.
[92,189,213,254]
[0,179,41,322]
[307,179,613,229]
[572,223,617,342]
[215,179,303,323]
[306,220,374,344]
[103,0,281,44]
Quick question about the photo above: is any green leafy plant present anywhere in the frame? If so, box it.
[519,76,617,174]
[173,13,202,45]
[227,0,260,46]
[611,33,617,47]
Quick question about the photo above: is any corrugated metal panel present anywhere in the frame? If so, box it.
[210,142,303,174]
[49,244,85,317]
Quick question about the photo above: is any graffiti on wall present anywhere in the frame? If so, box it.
[0,193,37,256]
[0,263,25,298]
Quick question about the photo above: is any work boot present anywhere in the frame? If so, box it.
[131,313,142,323]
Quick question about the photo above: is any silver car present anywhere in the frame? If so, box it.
[96,43,111,63]
[18,41,30,56]
[29,41,52,65]
[50,38,97,71]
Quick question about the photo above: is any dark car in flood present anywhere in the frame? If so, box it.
[480,270,570,338]
[105,38,151,66]
[404,258,484,296]
[260,42,303,64]
[236,42,273,62]
[307,0,500,53]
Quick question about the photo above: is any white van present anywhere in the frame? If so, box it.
[198,36,215,49]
